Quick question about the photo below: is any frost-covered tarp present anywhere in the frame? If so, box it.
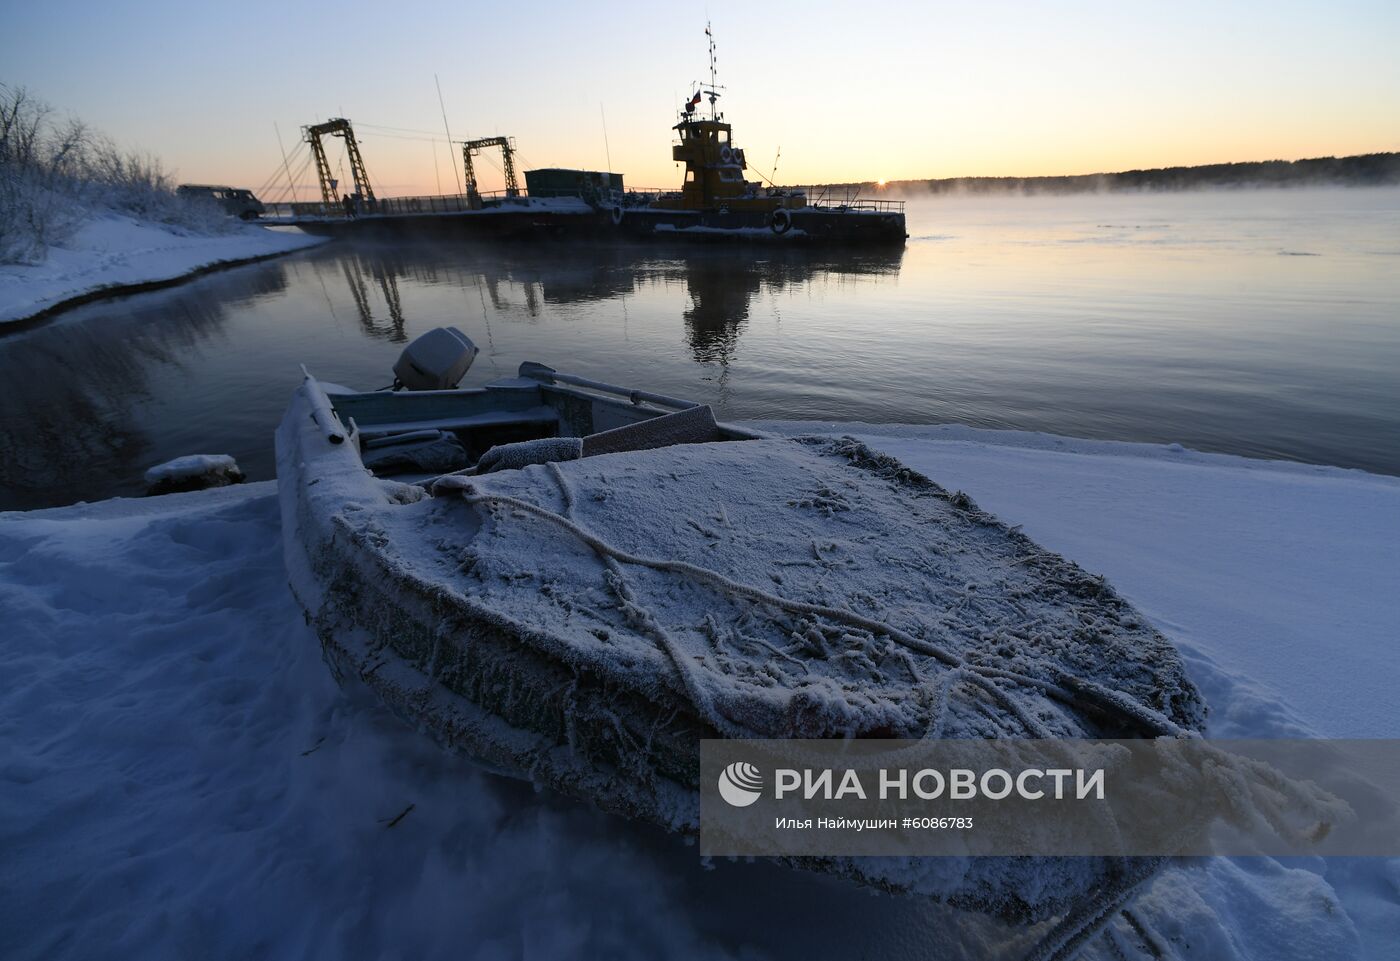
[299,434,1205,921]
[430,437,1202,743]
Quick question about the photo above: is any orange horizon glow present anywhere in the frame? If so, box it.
[3,1,1396,201]
[305,134,1400,202]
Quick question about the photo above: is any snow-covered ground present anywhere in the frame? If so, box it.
[0,213,323,325]
[1,427,1396,960]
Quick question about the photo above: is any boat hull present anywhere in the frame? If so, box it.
[277,204,906,245]
[279,207,606,240]
[275,376,1204,922]
[617,205,907,244]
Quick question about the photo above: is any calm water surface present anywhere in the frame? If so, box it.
[2,188,1397,510]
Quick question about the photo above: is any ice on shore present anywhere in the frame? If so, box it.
[142,453,244,494]
[1,428,1396,959]
[0,213,323,325]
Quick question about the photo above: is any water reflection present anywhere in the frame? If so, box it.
[0,240,903,509]
[677,247,904,364]
[4,190,1397,511]
[310,241,905,369]
[0,267,290,510]
[683,256,756,363]
[339,255,407,341]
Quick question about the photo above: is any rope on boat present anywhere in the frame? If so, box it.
[436,473,1164,739]
[1021,857,1168,961]
[441,474,1343,811]
[451,469,1175,959]
[542,463,747,737]
[436,467,1348,961]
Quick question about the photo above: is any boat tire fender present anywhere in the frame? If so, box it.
[771,208,793,235]
[720,146,734,164]
[611,204,624,226]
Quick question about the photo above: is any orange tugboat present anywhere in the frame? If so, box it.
[615,27,907,245]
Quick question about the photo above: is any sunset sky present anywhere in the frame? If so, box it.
[4,0,1397,198]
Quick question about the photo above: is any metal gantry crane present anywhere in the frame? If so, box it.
[462,136,520,208]
[304,118,375,208]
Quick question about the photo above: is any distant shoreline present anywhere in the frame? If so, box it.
[849,152,1400,196]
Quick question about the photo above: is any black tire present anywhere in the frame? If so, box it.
[770,208,793,235]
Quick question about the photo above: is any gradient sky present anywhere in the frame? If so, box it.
[3,0,1397,198]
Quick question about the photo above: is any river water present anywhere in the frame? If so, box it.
[2,187,1397,510]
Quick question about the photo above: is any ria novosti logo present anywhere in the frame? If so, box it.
[718,761,764,807]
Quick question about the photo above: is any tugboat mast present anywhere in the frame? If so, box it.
[701,22,724,121]
[707,22,718,120]
[646,21,905,240]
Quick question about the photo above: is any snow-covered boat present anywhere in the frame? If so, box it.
[276,328,1204,937]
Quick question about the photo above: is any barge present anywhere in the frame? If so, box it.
[258,30,904,246]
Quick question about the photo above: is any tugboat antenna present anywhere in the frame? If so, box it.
[698,21,724,121]
[708,22,717,120]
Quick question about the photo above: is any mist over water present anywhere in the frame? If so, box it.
[1,187,1397,510]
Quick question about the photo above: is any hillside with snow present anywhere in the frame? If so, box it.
[0,212,321,325]
[0,83,322,325]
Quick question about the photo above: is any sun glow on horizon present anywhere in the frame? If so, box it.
[2,1,1396,195]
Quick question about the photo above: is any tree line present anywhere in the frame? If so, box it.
[857,153,1400,196]
[1,83,228,265]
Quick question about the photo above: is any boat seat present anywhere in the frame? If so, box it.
[362,431,469,474]
[581,404,721,457]
[430,405,724,486]
[355,406,560,442]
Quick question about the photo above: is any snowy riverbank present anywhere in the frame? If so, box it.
[0,213,324,325]
[2,428,1396,960]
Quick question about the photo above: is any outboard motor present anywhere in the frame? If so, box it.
[392,326,478,390]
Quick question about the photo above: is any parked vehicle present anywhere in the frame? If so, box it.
[176,184,266,220]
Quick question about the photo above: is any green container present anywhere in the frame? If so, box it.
[524,168,625,201]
